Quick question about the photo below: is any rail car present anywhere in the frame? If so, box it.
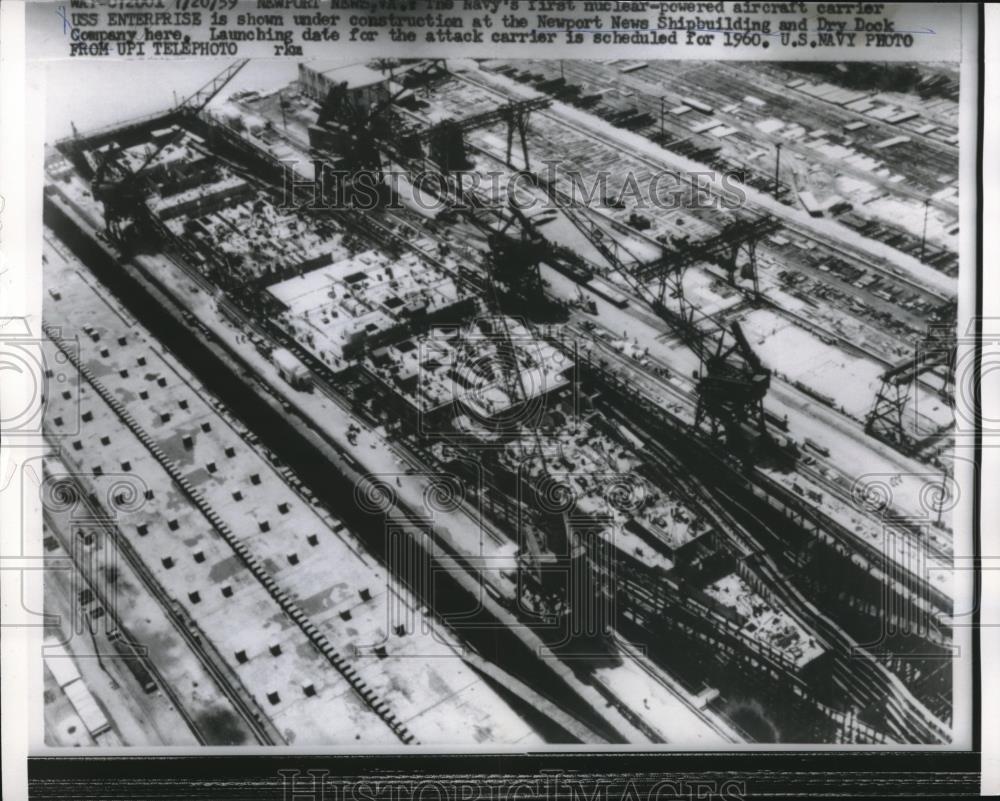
[587,283,630,309]
[108,630,158,694]
[803,437,831,458]
[63,680,112,738]
[45,641,113,738]
[765,410,790,432]
[551,259,595,285]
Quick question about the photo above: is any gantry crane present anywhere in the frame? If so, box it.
[694,320,771,444]
[92,59,250,240]
[534,181,776,455]
[865,307,957,455]
[632,215,782,303]
[411,96,552,174]
[480,200,552,300]
[308,62,550,196]
[307,71,421,184]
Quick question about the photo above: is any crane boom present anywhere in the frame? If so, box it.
[95,60,250,200]
[730,321,763,373]
[527,177,775,447]
[132,59,251,181]
[179,59,251,115]
[542,182,708,354]
[473,208,573,584]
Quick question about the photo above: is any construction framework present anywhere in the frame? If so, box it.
[866,321,957,454]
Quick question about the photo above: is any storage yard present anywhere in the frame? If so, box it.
[41,57,961,746]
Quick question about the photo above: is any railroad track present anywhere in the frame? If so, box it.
[574,319,955,578]
[452,68,955,306]
[40,463,279,746]
[624,414,951,744]
[562,320,954,653]
[403,71,952,421]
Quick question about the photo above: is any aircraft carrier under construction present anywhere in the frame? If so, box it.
[41,58,962,746]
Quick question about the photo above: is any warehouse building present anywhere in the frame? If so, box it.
[298,62,390,114]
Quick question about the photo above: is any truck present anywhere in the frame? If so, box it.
[272,347,311,389]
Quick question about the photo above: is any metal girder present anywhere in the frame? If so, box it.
[538,182,773,451]
[631,215,781,304]
[865,322,957,451]
[422,97,552,140]
[414,97,551,173]
[180,59,251,115]
[866,378,915,449]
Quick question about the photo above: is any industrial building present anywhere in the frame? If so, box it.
[298,62,391,110]
[362,317,572,433]
[267,249,474,368]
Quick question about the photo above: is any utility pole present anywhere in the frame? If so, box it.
[773,142,782,198]
[920,198,930,263]
[660,96,666,140]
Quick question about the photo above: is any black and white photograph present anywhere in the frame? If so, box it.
[0,1,993,798]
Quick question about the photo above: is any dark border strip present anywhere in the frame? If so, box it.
[27,751,980,799]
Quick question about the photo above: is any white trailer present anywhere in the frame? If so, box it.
[272,347,311,389]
